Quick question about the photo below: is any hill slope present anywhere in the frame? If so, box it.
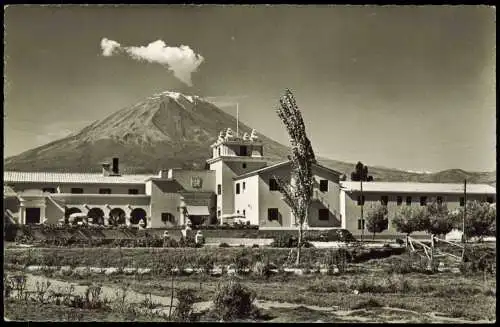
[4,91,496,185]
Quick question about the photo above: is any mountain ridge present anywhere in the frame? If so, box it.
[4,91,496,186]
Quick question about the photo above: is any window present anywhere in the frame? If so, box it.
[71,188,84,194]
[406,196,412,206]
[237,210,240,214]
[459,197,465,206]
[42,187,56,193]
[236,183,241,194]
[217,184,222,195]
[217,210,221,217]
[128,189,139,195]
[242,163,247,169]
[319,180,328,192]
[381,196,389,206]
[218,147,221,156]
[269,178,279,191]
[437,196,443,204]
[318,209,329,221]
[243,182,246,191]
[268,208,279,221]
[357,195,365,206]
[161,212,175,223]
[99,188,112,194]
[396,196,403,206]
[487,196,494,204]
[357,218,365,230]
[243,209,246,216]
[420,196,427,206]
[240,146,248,156]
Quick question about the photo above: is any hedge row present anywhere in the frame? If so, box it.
[4,224,356,244]
[4,246,405,269]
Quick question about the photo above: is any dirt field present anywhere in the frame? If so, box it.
[3,246,496,322]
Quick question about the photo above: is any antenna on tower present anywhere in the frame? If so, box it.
[236,102,239,137]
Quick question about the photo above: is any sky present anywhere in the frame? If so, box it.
[4,5,496,173]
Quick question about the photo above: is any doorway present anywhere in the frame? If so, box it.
[25,207,41,224]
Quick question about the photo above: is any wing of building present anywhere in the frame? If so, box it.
[3,128,496,236]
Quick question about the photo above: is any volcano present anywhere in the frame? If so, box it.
[3,91,496,185]
[4,91,289,173]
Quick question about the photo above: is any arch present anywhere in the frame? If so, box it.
[130,208,147,225]
[65,207,83,225]
[65,207,82,218]
[87,207,105,225]
[109,208,126,226]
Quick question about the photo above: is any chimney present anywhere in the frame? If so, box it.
[111,157,120,175]
[101,162,111,177]
[158,169,171,179]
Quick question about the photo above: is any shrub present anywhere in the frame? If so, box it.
[271,235,314,248]
[219,242,230,248]
[212,278,259,321]
[315,229,356,242]
[164,238,180,248]
[174,288,197,322]
[252,261,272,279]
[352,298,383,310]
[460,247,496,274]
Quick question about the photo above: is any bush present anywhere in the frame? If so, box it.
[174,288,197,321]
[352,298,383,310]
[212,278,259,321]
[270,235,314,248]
[163,238,180,248]
[252,261,272,279]
[219,242,230,248]
[460,247,496,274]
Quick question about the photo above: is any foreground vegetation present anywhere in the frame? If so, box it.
[4,245,496,322]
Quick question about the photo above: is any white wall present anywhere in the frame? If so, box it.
[234,175,260,225]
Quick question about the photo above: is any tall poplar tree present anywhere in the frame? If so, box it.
[274,89,316,265]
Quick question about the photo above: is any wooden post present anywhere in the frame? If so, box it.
[430,234,435,270]
[169,268,174,320]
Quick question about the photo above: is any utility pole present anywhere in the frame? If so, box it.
[463,179,467,242]
[360,179,364,243]
[236,102,239,137]
[461,179,467,260]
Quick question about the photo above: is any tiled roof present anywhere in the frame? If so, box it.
[340,181,496,194]
[4,171,154,185]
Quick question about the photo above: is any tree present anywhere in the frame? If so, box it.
[424,200,453,237]
[274,89,316,266]
[392,206,427,245]
[365,204,389,240]
[350,161,373,181]
[451,201,496,241]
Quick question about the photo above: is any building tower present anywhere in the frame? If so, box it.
[206,128,268,224]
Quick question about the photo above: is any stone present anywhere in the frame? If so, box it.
[123,268,136,275]
[104,267,119,276]
[137,268,151,275]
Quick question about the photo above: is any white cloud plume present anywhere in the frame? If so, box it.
[100,38,121,57]
[100,38,204,86]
